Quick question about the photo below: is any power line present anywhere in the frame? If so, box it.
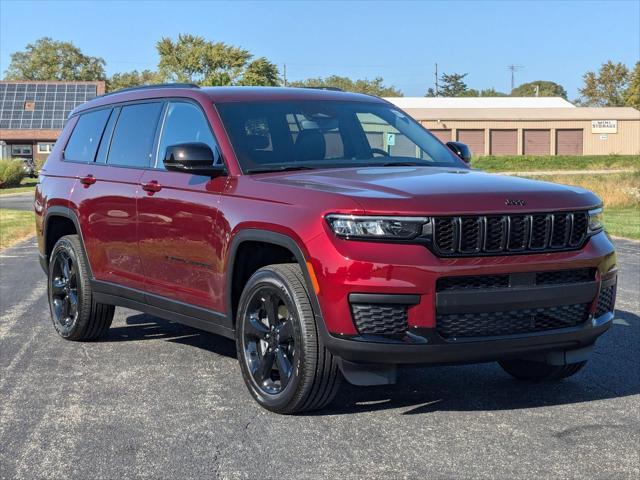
[506,64,524,91]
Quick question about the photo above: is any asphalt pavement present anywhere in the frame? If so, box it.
[0,237,638,479]
[0,192,34,211]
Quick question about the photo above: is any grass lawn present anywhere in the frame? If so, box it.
[0,209,36,250]
[0,178,38,195]
[604,207,640,240]
[473,155,640,172]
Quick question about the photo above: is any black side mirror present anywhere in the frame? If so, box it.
[446,141,472,164]
[163,143,226,176]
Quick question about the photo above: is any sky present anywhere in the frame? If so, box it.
[0,0,638,99]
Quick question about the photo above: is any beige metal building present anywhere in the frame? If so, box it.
[385,97,640,157]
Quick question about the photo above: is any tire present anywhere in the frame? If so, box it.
[48,235,114,341]
[498,358,587,381]
[236,263,341,414]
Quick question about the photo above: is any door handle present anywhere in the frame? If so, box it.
[80,175,96,187]
[141,180,162,195]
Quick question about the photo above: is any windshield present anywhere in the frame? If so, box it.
[215,101,466,173]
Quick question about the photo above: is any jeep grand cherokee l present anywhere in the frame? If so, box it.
[35,85,617,414]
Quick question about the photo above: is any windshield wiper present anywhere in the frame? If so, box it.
[245,165,316,174]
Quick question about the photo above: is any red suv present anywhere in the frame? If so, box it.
[35,85,617,413]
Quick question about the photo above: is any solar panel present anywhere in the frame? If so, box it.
[0,82,98,130]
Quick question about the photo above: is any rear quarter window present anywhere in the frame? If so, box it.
[63,108,112,162]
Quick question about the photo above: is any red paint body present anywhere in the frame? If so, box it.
[35,87,616,338]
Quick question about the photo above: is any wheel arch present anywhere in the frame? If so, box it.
[43,206,92,277]
[226,229,324,329]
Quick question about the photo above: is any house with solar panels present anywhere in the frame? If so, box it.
[0,80,106,164]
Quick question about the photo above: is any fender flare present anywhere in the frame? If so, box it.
[43,206,93,277]
[225,229,325,329]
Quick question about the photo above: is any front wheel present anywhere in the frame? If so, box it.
[236,264,341,414]
[498,358,587,381]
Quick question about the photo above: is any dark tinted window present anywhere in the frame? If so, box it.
[107,103,162,168]
[64,108,111,162]
[95,107,120,163]
[156,102,218,168]
[216,101,464,173]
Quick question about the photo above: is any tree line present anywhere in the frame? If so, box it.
[3,36,639,108]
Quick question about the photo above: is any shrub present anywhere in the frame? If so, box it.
[0,158,27,188]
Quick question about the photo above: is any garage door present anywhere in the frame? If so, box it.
[429,129,451,143]
[556,129,583,155]
[490,130,518,155]
[457,130,484,157]
[523,130,550,155]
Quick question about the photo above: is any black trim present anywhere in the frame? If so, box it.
[349,293,420,305]
[436,281,598,315]
[91,280,234,339]
[320,315,612,365]
[226,229,323,327]
[42,206,92,276]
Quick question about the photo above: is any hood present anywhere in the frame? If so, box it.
[255,166,601,215]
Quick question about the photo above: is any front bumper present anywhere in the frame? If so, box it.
[309,231,616,364]
[322,311,613,365]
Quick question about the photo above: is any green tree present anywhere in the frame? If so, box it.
[156,34,279,86]
[511,80,567,98]
[107,70,161,92]
[578,60,630,106]
[289,75,402,96]
[4,37,105,81]
[440,72,469,96]
[480,87,509,97]
[624,62,640,109]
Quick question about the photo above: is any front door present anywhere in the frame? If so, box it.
[137,101,228,313]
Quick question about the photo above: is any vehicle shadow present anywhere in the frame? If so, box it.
[104,312,237,359]
[104,309,639,415]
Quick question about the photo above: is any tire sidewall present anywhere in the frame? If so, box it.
[236,268,316,412]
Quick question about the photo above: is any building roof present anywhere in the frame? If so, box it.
[385,96,576,109]
[0,81,105,135]
[396,107,640,121]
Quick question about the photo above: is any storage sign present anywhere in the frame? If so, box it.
[591,120,617,133]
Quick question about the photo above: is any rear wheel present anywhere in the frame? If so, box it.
[499,358,587,381]
[236,264,341,414]
[48,235,114,341]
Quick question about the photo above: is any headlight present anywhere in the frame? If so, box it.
[588,207,604,234]
[326,214,430,240]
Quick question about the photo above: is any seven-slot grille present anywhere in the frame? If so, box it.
[432,212,589,256]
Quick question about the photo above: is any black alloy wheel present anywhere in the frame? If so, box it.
[243,287,296,395]
[50,248,79,334]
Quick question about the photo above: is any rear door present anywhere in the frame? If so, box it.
[137,100,228,314]
[71,101,163,291]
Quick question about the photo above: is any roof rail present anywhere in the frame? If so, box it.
[100,83,200,97]
[298,86,344,92]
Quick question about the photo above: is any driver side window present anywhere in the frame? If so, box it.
[155,102,218,169]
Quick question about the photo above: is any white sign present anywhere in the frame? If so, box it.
[599,134,608,140]
[591,120,617,133]
[386,133,396,146]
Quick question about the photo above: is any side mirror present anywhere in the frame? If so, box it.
[446,141,472,164]
[163,143,226,176]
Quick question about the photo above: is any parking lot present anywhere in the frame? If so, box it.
[0,237,638,479]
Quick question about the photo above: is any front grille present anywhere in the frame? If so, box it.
[437,303,590,339]
[595,285,616,317]
[432,212,589,257]
[351,303,408,335]
[437,268,594,292]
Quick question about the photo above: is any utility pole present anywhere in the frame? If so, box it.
[506,64,524,92]
[283,63,287,87]
[434,63,439,96]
